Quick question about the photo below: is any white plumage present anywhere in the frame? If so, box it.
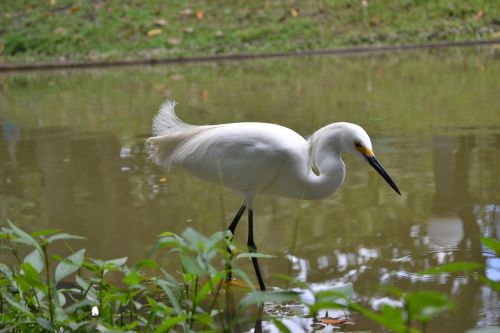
[145,100,400,290]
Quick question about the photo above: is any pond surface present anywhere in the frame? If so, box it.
[1,46,499,332]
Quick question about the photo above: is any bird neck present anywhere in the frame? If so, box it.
[300,125,346,199]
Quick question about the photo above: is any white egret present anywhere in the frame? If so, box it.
[146,100,400,291]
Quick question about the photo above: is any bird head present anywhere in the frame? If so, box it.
[342,123,401,195]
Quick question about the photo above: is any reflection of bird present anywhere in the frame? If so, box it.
[146,101,400,290]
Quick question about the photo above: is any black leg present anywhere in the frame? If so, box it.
[226,205,246,281]
[228,205,246,235]
[247,209,266,291]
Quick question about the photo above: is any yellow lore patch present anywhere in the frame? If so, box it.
[356,145,374,156]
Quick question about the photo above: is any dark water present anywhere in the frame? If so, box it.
[1,46,499,332]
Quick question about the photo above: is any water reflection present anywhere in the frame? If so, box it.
[1,47,499,332]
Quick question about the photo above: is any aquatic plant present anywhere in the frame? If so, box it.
[1,220,496,332]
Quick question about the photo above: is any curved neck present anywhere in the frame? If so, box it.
[298,126,346,199]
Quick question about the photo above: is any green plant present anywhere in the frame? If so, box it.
[1,220,480,332]
[0,221,299,332]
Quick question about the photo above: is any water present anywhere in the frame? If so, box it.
[1,46,499,332]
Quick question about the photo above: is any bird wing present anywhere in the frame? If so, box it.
[172,123,299,193]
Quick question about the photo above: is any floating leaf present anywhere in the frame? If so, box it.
[222,278,252,289]
[320,317,353,325]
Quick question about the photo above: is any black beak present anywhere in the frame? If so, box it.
[365,155,401,195]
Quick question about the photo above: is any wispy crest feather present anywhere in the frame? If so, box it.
[152,100,192,136]
[145,100,211,172]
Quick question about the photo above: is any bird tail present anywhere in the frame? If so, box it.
[152,100,192,136]
[145,100,196,171]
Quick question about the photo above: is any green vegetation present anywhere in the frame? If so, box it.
[1,221,498,332]
[1,0,499,64]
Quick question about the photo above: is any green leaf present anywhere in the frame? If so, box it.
[18,262,47,291]
[272,318,292,333]
[23,249,44,273]
[180,253,205,275]
[47,233,84,244]
[193,313,215,327]
[405,291,454,322]
[2,292,36,319]
[105,257,128,267]
[157,279,183,316]
[75,275,90,290]
[157,231,177,238]
[55,249,85,284]
[0,263,13,282]
[478,275,500,292]
[134,258,161,271]
[380,304,405,327]
[308,286,354,315]
[481,237,500,256]
[419,262,484,275]
[239,291,299,308]
[123,269,141,286]
[194,271,225,304]
[7,220,42,252]
[36,317,53,330]
[349,303,412,333]
[31,229,60,238]
[154,316,187,333]
[234,252,276,260]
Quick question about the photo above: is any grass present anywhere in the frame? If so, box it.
[1,220,499,332]
[0,0,499,64]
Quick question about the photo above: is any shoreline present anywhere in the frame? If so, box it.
[1,39,499,73]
